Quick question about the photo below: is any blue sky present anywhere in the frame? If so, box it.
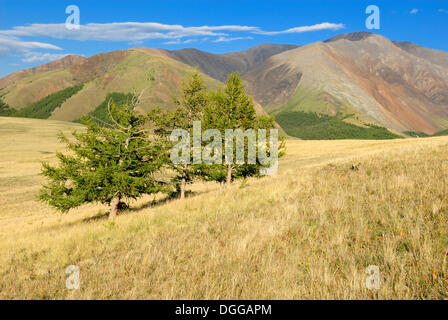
[0,0,447,78]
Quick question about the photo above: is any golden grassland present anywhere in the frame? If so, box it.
[1,116,448,299]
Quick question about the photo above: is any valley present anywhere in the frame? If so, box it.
[1,116,448,299]
[1,26,448,300]
[2,32,448,140]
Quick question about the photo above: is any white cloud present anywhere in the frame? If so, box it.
[0,35,76,65]
[163,40,181,45]
[0,35,62,58]
[439,9,448,14]
[213,36,253,43]
[0,20,345,63]
[0,21,345,42]
[21,52,76,63]
[255,22,345,35]
[164,38,199,45]
[0,23,257,41]
[410,9,419,14]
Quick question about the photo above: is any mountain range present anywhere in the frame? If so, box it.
[1,32,447,137]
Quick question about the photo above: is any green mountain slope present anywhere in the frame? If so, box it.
[13,84,84,119]
[276,111,399,140]
[242,33,448,136]
[0,49,224,122]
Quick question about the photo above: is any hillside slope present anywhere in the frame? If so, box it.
[0,55,85,90]
[50,49,224,121]
[1,117,448,299]
[242,33,448,135]
[2,34,447,135]
[0,46,276,122]
[0,49,224,121]
[164,43,299,82]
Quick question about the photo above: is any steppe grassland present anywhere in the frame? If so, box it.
[0,116,447,299]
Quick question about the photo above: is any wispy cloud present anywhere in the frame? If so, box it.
[0,21,345,42]
[164,38,199,45]
[0,35,61,52]
[0,35,62,58]
[213,36,253,43]
[21,52,77,63]
[0,23,257,41]
[0,20,345,63]
[255,22,345,35]
[439,9,448,14]
[410,9,419,14]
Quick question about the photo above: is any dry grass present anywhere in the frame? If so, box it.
[1,116,448,299]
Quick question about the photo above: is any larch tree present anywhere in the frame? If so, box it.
[204,72,258,186]
[39,96,169,219]
[150,69,208,199]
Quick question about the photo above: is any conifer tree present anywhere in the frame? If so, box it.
[150,69,208,199]
[203,72,283,186]
[39,97,168,219]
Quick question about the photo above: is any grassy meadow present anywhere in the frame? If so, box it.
[1,116,448,299]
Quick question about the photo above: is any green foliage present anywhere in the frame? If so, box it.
[40,100,170,213]
[203,72,285,183]
[40,72,286,215]
[204,72,257,131]
[0,98,15,116]
[150,71,284,187]
[147,68,156,81]
[403,131,430,138]
[403,129,448,138]
[172,69,209,128]
[150,69,209,195]
[14,84,84,119]
[432,129,448,137]
[77,92,134,125]
[276,111,400,140]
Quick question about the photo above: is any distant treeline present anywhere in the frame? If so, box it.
[0,98,15,116]
[3,86,448,140]
[404,130,448,138]
[276,111,400,140]
[0,84,84,119]
[39,71,283,218]
[74,92,134,125]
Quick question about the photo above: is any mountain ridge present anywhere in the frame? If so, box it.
[1,33,447,136]
[0,55,85,89]
[241,33,448,135]
[163,43,299,82]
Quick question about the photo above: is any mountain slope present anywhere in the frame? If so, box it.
[50,48,225,121]
[2,35,447,136]
[2,116,448,299]
[393,41,448,70]
[164,43,299,82]
[0,55,85,90]
[0,49,225,121]
[242,33,448,135]
[0,52,126,110]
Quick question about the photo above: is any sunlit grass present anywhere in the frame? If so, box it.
[1,116,448,299]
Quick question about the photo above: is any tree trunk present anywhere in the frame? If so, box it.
[109,191,121,220]
[180,177,186,199]
[180,165,187,199]
[226,164,233,187]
